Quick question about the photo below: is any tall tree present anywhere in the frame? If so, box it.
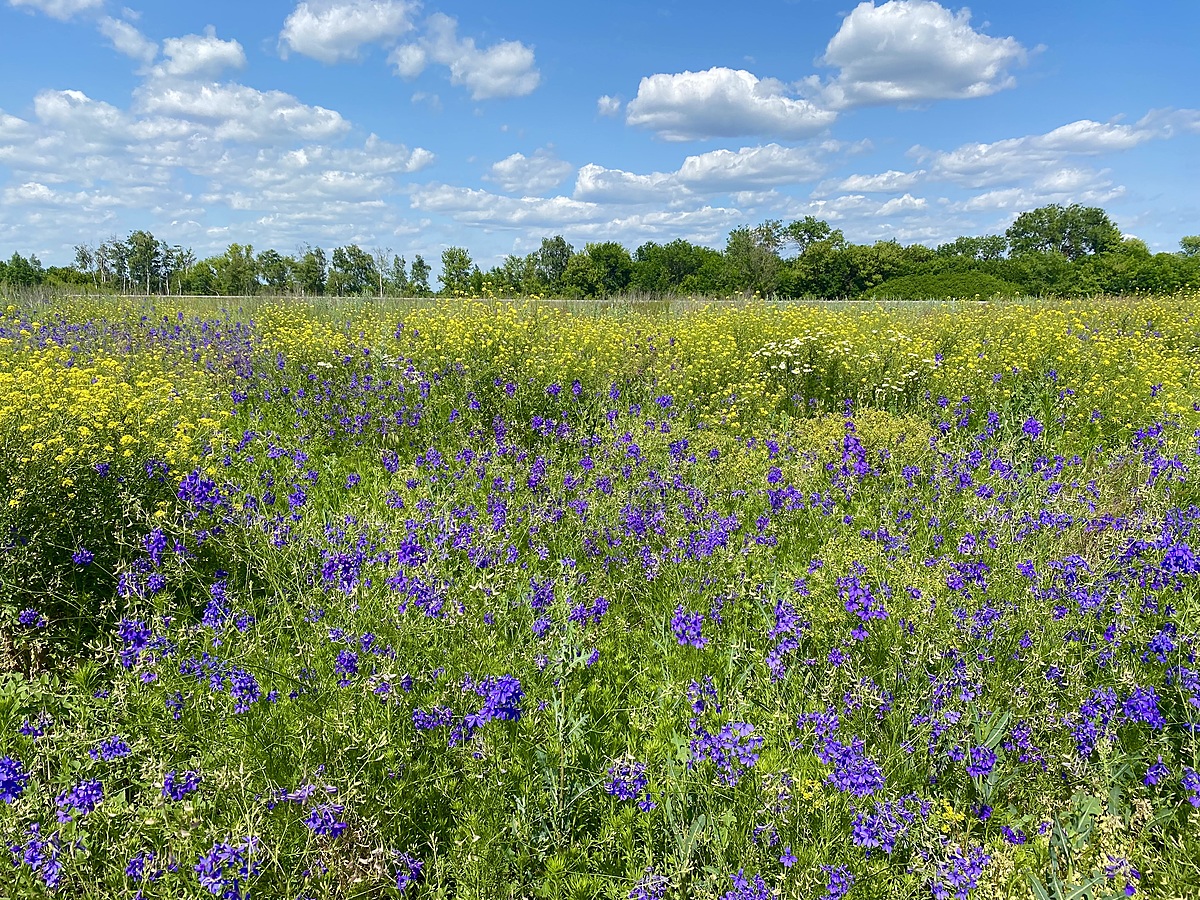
[329,244,376,295]
[535,235,573,295]
[439,247,473,296]
[725,226,781,296]
[212,244,259,295]
[295,246,327,296]
[584,242,634,295]
[386,255,409,296]
[1006,205,1122,261]
[126,230,162,294]
[410,255,432,296]
[73,244,97,286]
[257,249,293,293]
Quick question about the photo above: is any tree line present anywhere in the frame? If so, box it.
[3,205,1199,300]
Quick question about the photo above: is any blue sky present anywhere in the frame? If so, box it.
[1,0,1198,267]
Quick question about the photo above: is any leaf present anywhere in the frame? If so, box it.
[1027,872,1053,900]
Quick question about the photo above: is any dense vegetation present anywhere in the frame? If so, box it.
[2,292,1200,899]
[4,205,1200,300]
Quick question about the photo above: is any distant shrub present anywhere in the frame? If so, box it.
[866,271,1022,300]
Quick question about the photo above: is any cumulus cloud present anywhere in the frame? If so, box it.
[156,28,247,79]
[0,82,436,257]
[134,81,349,143]
[915,116,1169,187]
[389,12,540,100]
[816,0,1028,107]
[279,0,416,63]
[596,95,621,117]
[485,149,573,195]
[833,169,925,193]
[411,182,741,247]
[677,143,834,189]
[573,144,838,204]
[412,184,603,227]
[97,17,157,65]
[625,67,836,141]
[877,193,927,215]
[7,0,101,20]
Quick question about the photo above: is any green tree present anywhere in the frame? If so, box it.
[583,242,634,295]
[329,244,376,296]
[632,239,723,294]
[386,255,409,296]
[96,238,128,290]
[126,229,163,294]
[535,235,573,295]
[725,226,781,296]
[1181,236,1200,258]
[295,246,327,296]
[562,253,604,298]
[935,235,1007,261]
[410,255,432,296]
[257,249,294,293]
[439,246,474,296]
[3,252,44,286]
[73,244,97,286]
[212,244,259,295]
[1006,205,1122,261]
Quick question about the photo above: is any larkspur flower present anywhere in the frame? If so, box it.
[672,605,708,648]
[629,867,669,900]
[966,745,997,778]
[0,756,29,802]
[56,778,104,822]
[395,852,423,892]
[163,770,202,801]
[720,869,770,900]
[9,824,65,889]
[89,735,132,762]
[304,803,348,838]
[195,837,260,899]
[822,864,855,900]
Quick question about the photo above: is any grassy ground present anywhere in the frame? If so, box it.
[1,292,1199,899]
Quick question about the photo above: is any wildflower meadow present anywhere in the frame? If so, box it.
[2,292,1199,899]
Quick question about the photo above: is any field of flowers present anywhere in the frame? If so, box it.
[2,293,1200,899]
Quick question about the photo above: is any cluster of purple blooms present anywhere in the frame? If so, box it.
[55,778,104,822]
[194,836,260,899]
[0,756,29,802]
[604,759,656,811]
[688,721,763,788]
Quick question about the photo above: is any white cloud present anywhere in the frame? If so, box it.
[817,0,1028,107]
[625,67,836,141]
[877,193,927,214]
[97,16,157,65]
[157,28,246,79]
[833,169,925,193]
[953,183,1125,213]
[411,182,741,247]
[573,164,679,205]
[412,184,604,227]
[0,84,436,258]
[7,0,101,20]
[390,13,540,100]
[574,143,837,204]
[915,117,1166,187]
[596,95,621,117]
[485,149,573,195]
[279,0,416,63]
[677,143,832,189]
[389,43,426,78]
[134,81,349,143]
